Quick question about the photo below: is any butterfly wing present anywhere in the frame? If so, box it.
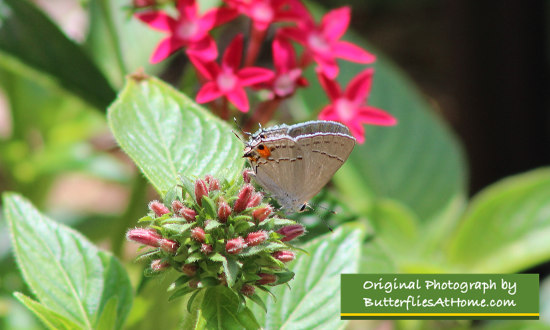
[294,132,355,203]
[253,137,306,210]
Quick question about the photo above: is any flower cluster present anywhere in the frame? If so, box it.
[126,171,306,302]
[133,0,396,142]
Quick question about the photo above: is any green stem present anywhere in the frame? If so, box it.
[99,0,128,81]
[111,173,148,258]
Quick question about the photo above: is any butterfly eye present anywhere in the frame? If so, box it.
[258,145,265,150]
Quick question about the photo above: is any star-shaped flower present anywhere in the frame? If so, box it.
[280,6,375,79]
[225,0,307,32]
[264,37,307,98]
[135,0,238,63]
[190,34,275,112]
[317,68,397,143]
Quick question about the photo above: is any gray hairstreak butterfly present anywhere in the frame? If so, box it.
[243,120,356,212]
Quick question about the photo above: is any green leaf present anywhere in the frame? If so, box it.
[222,256,241,288]
[448,168,550,272]
[0,0,116,109]
[200,286,260,330]
[108,76,244,194]
[13,293,81,330]
[163,223,194,235]
[168,287,196,302]
[360,241,398,273]
[202,196,217,219]
[205,219,222,231]
[251,224,364,329]
[370,199,419,256]
[95,297,118,330]
[4,193,133,329]
[239,242,286,257]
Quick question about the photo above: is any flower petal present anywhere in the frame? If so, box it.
[345,68,374,103]
[176,0,198,20]
[317,72,341,101]
[358,106,397,126]
[314,55,339,79]
[226,87,249,112]
[237,67,274,86]
[321,7,350,41]
[186,36,218,61]
[150,37,185,63]
[188,55,219,80]
[333,41,376,63]
[318,105,338,121]
[348,120,365,143]
[272,37,296,72]
[200,7,239,30]
[135,11,176,31]
[196,81,223,103]
[223,34,244,71]
[276,0,313,25]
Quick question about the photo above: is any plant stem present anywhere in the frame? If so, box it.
[99,0,128,82]
[245,27,267,67]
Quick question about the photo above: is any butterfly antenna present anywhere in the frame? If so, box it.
[233,117,252,137]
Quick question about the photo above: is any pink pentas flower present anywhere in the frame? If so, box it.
[317,68,397,143]
[265,37,308,98]
[224,0,307,32]
[190,34,274,112]
[280,6,375,79]
[135,0,238,63]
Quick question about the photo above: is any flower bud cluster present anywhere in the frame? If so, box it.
[126,170,306,302]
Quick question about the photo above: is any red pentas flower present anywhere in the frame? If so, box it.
[224,0,306,32]
[190,34,275,112]
[264,37,307,99]
[318,68,396,143]
[280,6,375,79]
[135,0,238,63]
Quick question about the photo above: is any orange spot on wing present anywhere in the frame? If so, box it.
[258,148,271,158]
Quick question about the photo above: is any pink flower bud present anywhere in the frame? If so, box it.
[194,179,209,206]
[246,193,263,208]
[226,237,247,254]
[217,199,231,223]
[252,205,272,223]
[171,200,184,214]
[277,224,305,242]
[159,239,179,253]
[181,264,197,276]
[201,244,213,255]
[205,175,220,191]
[179,206,197,222]
[233,184,254,213]
[257,273,277,285]
[245,230,268,246]
[241,284,255,296]
[243,169,254,183]
[151,259,170,271]
[126,228,162,247]
[148,200,170,217]
[272,250,295,263]
[191,227,206,242]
